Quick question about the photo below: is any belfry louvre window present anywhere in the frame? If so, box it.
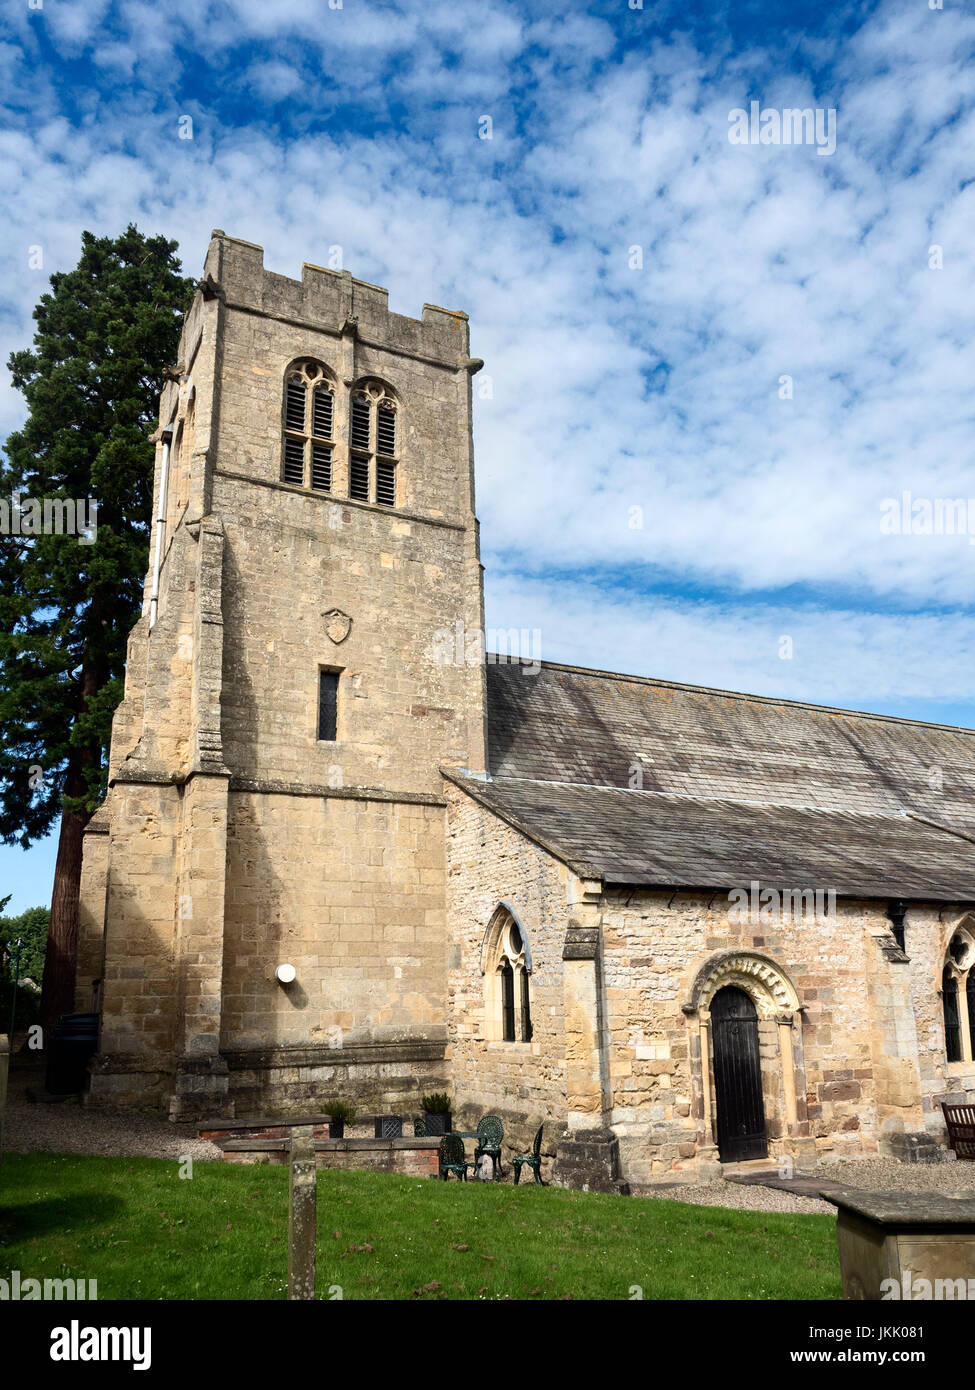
[285,379,306,431]
[281,360,335,493]
[377,403,396,456]
[311,446,332,492]
[283,438,305,486]
[318,670,339,742]
[348,382,399,507]
[349,456,370,501]
[376,460,396,507]
[350,397,371,451]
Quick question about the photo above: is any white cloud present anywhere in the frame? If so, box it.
[2,0,974,721]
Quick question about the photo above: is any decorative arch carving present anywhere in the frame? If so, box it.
[286,357,336,389]
[686,950,800,1020]
[350,375,398,409]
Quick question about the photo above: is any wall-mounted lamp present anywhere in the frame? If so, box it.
[275,963,297,985]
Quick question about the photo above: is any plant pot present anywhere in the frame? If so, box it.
[375,1115,403,1139]
[328,1120,345,1139]
[422,1111,451,1136]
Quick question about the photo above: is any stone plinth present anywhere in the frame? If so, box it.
[824,1189,975,1300]
[553,1127,630,1196]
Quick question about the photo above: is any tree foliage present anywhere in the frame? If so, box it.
[0,225,195,843]
[1,904,49,984]
[0,224,195,1026]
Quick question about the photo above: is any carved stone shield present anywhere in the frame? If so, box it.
[322,608,352,644]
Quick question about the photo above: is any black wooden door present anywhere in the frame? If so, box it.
[711,985,768,1162]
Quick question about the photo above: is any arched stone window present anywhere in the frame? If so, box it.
[481,904,533,1043]
[349,379,399,507]
[941,921,975,1064]
[281,359,336,492]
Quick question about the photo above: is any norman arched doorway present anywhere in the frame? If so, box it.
[711,985,768,1162]
[684,952,801,1166]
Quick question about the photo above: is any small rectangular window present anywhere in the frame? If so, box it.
[312,387,333,439]
[351,398,371,451]
[349,455,370,501]
[377,405,396,456]
[376,459,396,507]
[318,670,339,741]
[285,380,306,432]
[311,445,332,492]
[283,437,305,485]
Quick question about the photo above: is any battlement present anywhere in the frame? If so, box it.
[202,230,470,362]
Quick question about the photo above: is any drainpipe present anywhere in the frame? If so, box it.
[148,412,178,632]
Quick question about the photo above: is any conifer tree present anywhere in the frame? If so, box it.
[0,226,195,1028]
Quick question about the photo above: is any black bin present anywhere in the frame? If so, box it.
[45,1012,99,1094]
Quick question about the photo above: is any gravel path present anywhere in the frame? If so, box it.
[4,1071,221,1162]
[639,1155,975,1216]
[639,1182,838,1216]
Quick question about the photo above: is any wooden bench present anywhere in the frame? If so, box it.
[941,1101,975,1159]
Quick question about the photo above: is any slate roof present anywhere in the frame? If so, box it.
[446,661,975,900]
[443,772,975,901]
[486,662,975,822]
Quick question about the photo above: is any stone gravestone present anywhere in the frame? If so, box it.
[288,1125,317,1300]
[824,1189,975,1299]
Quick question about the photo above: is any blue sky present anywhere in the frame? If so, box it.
[2,0,975,911]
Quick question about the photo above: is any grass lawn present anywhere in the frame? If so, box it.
[0,1153,841,1300]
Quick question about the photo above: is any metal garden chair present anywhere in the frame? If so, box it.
[438,1132,471,1181]
[513,1124,545,1185]
[474,1113,504,1180]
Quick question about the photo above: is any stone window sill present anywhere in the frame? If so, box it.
[484,1041,542,1057]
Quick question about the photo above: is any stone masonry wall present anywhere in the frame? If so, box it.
[903,904,975,1135]
[220,790,448,1114]
[444,778,570,1170]
[600,889,926,1184]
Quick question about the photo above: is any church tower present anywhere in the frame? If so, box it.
[79,231,487,1118]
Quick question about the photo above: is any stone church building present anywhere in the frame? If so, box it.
[77,231,975,1190]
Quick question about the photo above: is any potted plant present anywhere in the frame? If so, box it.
[421,1092,453,1136]
[324,1100,356,1139]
